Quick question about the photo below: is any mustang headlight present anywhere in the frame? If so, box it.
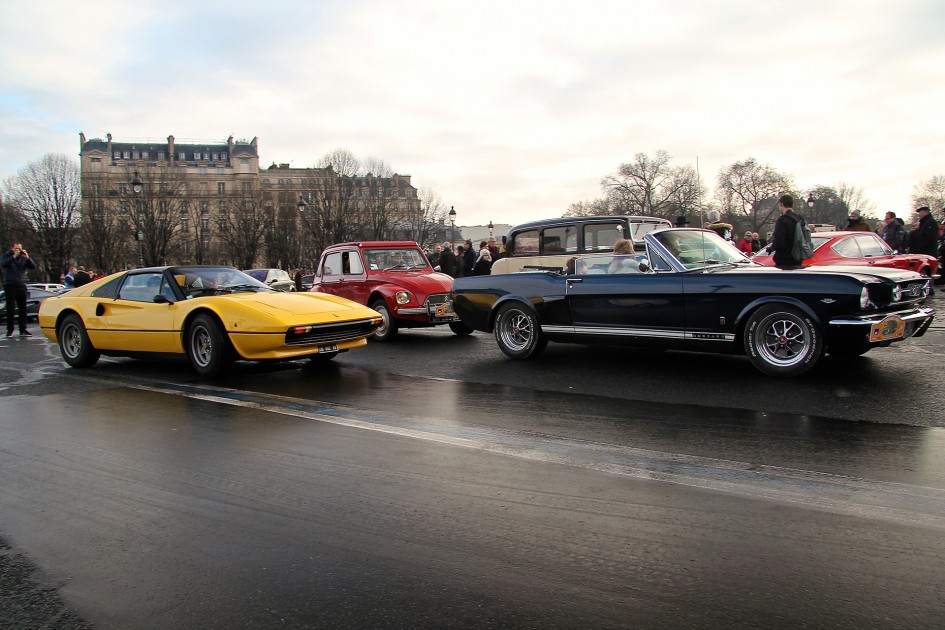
[891,284,902,302]
[860,286,874,309]
[395,291,411,305]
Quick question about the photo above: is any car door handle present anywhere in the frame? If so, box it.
[566,278,583,283]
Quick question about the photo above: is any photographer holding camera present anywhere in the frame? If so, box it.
[1,242,37,337]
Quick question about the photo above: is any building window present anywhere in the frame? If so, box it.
[217,167,225,175]
[119,202,128,215]
[200,218,209,230]
[123,151,131,159]
[114,151,121,159]
[180,219,189,234]
[218,182,226,194]
[179,151,186,160]
[199,182,208,194]
[90,183,101,195]
[118,183,127,194]
[262,179,270,186]
[222,153,228,161]
[180,202,189,214]
[219,217,228,230]
[91,157,102,164]
[158,152,165,160]
[242,181,252,192]
[200,202,209,215]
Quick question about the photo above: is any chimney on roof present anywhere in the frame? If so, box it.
[106,133,112,154]
[79,132,86,150]
[168,135,175,160]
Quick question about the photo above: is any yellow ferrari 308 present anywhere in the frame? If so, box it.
[38,265,382,377]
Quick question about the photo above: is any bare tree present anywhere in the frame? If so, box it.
[2,153,81,280]
[315,149,360,177]
[298,171,358,256]
[216,184,270,269]
[715,158,794,233]
[911,175,945,214]
[563,198,612,217]
[0,193,34,254]
[836,182,876,221]
[602,150,704,220]
[403,186,445,249]
[79,180,126,274]
[118,167,187,267]
[804,185,851,227]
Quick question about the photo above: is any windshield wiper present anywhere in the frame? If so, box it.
[220,283,266,293]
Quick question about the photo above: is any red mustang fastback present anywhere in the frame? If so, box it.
[310,241,473,341]
[753,230,939,280]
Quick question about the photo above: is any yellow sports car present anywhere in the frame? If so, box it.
[38,265,382,377]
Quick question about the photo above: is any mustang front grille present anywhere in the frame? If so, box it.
[284,318,379,346]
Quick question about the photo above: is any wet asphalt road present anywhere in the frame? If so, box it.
[0,289,944,628]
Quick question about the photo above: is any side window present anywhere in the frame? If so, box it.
[511,229,539,256]
[322,252,343,277]
[855,234,887,257]
[583,223,626,252]
[346,252,364,275]
[541,226,576,254]
[832,237,862,258]
[160,278,177,301]
[118,273,164,303]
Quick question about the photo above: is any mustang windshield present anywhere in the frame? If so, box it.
[653,230,751,269]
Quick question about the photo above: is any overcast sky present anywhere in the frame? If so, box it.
[2,0,943,226]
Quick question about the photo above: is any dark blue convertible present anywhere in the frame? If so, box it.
[450,228,935,376]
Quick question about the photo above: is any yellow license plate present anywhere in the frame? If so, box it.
[434,303,455,317]
[869,316,905,342]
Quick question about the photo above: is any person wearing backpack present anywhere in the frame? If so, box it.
[769,194,810,268]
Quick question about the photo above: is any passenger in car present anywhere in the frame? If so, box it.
[607,239,635,273]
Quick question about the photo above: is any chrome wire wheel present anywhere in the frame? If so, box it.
[498,308,533,353]
[494,303,546,359]
[759,316,809,367]
[744,304,822,377]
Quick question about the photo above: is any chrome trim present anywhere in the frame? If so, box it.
[396,307,428,315]
[830,306,934,327]
[544,325,691,340]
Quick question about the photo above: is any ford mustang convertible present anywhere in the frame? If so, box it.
[38,265,382,377]
[450,228,935,376]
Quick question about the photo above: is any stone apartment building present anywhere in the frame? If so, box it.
[78,132,423,271]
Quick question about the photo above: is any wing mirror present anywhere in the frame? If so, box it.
[638,258,652,273]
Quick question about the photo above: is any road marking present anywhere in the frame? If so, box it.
[119,380,945,531]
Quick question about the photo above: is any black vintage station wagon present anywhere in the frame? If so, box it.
[450,228,935,377]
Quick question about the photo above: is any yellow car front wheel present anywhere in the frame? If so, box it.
[187,314,233,377]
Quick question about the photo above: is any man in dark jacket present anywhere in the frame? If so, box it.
[910,206,940,256]
[880,211,906,252]
[438,241,458,278]
[1,242,37,336]
[769,194,804,268]
[462,239,476,277]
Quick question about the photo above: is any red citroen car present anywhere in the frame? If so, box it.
[753,230,939,280]
[310,241,473,341]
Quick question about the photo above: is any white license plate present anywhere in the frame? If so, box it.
[318,343,339,353]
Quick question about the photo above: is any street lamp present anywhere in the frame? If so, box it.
[297,195,306,213]
[807,193,815,208]
[448,206,457,248]
[130,171,144,266]
[488,220,494,237]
